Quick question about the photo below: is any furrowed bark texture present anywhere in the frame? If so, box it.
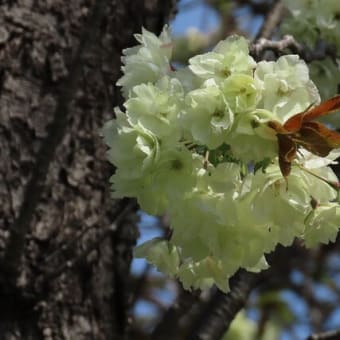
[0,0,175,339]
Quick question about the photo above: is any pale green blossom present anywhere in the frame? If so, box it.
[189,35,256,83]
[182,82,233,149]
[172,66,202,93]
[134,238,180,276]
[138,143,197,215]
[242,164,311,245]
[255,55,320,122]
[103,108,160,177]
[304,204,340,247]
[178,257,230,292]
[227,109,277,162]
[125,77,184,142]
[104,27,340,292]
[150,145,196,201]
[221,73,260,113]
[117,26,173,97]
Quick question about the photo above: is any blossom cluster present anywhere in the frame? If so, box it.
[281,0,340,100]
[103,27,340,292]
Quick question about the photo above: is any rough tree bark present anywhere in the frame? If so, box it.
[0,0,176,339]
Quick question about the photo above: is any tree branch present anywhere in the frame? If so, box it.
[189,270,259,340]
[307,329,340,340]
[151,287,200,340]
[250,35,338,62]
[255,0,285,41]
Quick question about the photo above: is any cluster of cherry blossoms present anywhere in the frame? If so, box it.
[103,26,340,292]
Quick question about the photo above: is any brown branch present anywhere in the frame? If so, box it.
[151,287,200,340]
[307,329,340,340]
[1,0,109,283]
[251,35,303,61]
[255,0,285,41]
[189,269,259,340]
[250,35,338,62]
[234,0,272,15]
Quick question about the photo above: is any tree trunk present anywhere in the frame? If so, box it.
[0,0,176,339]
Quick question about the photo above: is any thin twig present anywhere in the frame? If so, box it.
[2,0,109,282]
[250,35,337,62]
[307,329,340,340]
[255,0,285,41]
[234,0,272,15]
[251,35,302,60]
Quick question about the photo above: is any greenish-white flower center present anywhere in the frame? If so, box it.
[171,159,183,171]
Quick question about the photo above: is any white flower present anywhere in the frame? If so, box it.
[227,109,277,162]
[134,238,180,276]
[304,204,340,247]
[104,26,340,292]
[117,26,173,97]
[102,108,160,176]
[182,82,233,149]
[189,36,256,83]
[255,55,320,122]
[125,77,184,142]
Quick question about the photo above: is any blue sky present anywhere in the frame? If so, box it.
[171,0,220,36]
